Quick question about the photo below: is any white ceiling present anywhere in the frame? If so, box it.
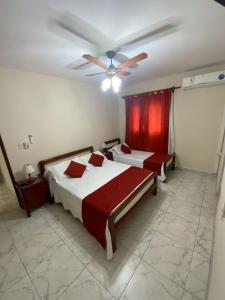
[0,0,225,85]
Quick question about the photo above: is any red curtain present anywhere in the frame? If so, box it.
[125,88,172,154]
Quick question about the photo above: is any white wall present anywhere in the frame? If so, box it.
[119,65,225,173]
[208,166,225,300]
[0,67,119,180]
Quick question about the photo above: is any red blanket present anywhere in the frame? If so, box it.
[144,153,171,175]
[82,166,153,248]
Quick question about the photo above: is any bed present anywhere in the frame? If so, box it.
[39,146,157,259]
[103,138,175,182]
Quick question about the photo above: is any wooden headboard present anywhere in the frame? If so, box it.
[103,138,121,150]
[39,146,94,175]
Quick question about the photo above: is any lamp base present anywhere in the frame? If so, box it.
[27,174,35,184]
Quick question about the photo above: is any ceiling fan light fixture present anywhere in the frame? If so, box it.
[111,76,121,93]
[101,77,111,91]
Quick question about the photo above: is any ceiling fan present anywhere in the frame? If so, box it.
[82,50,148,92]
[52,12,178,71]
[214,0,225,7]
[83,51,147,77]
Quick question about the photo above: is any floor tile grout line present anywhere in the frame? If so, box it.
[117,189,173,300]
[4,222,42,299]
[181,175,216,300]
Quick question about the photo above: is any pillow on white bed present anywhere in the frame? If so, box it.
[47,157,84,181]
[79,151,106,167]
[111,143,131,155]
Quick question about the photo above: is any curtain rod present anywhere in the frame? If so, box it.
[122,85,182,99]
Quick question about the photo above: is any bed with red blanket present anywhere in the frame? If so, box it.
[103,138,175,182]
[39,146,157,259]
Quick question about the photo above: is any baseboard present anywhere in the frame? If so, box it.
[176,166,216,176]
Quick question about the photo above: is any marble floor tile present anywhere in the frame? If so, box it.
[14,232,63,272]
[121,259,184,300]
[30,244,84,300]
[9,213,54,244]
[58,269,114,300]
[166,206,200,225]
[0,275,40,300]
[0,231,26,291]
[0,231,14,256]
[0,246,27,292]
[199,215,214,231]
[65,231,103,265]
[158,212,198,250]
[117,225,155,258]
[0,221,8,232]
[185,251,210,300]
[195,226,213,259]
[87,245,140,299]
[127,207,166,232]
[0,169,217,300]
[181,290,201,300]
[143,232,193,287]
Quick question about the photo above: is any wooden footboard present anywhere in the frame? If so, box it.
[108,173,157,253]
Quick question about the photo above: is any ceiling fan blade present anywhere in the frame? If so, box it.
[214,0,225,7]
[55,12,110,47]
[71,61,92,70]
[115,18,179,49]
[114,53,138,69]
[83,54,108,70]
[86,72,108,77]
[118,53,148,69]
[117,71,131,76]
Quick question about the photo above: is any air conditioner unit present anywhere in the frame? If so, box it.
[182,71,225,89]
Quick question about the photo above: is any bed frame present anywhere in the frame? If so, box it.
[39,146,157,254]
[103,138,176,179]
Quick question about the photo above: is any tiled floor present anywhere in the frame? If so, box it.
[0,183,18,215]
[0,169,218,300]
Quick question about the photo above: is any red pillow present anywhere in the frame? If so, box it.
[64,161,86,178]
[89,153,104,167]
[121,144,131,154]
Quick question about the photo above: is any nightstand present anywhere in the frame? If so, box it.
[102,149,113,161]
[15,176,51,217]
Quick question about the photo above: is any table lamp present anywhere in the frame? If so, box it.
[24,164,35,183]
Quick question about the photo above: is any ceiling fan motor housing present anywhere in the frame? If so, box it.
[106,50,116,59]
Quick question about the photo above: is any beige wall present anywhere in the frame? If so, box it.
[0,67,119,180]
[119,65,225,173]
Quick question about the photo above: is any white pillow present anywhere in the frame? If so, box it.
[48,157,83,181]
[111,144,123,155]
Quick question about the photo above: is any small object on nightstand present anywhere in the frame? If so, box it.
[23,163,35,183]
[15,176,52,217]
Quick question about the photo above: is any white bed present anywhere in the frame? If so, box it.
[105,142,174,182]
[43,150,155,259]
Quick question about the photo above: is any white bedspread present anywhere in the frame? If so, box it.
[44,159,154,259]
[113,150,153,168]
[46,160,130,221]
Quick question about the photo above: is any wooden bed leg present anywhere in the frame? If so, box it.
[108,217,117,253]
[153,176,158,195]
[171,155,176,170]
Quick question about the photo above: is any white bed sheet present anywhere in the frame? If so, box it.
[113,150,153,168]
[45,159,154,259]
[46,160,130,221]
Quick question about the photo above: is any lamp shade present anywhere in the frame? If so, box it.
[23,164,35,175]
